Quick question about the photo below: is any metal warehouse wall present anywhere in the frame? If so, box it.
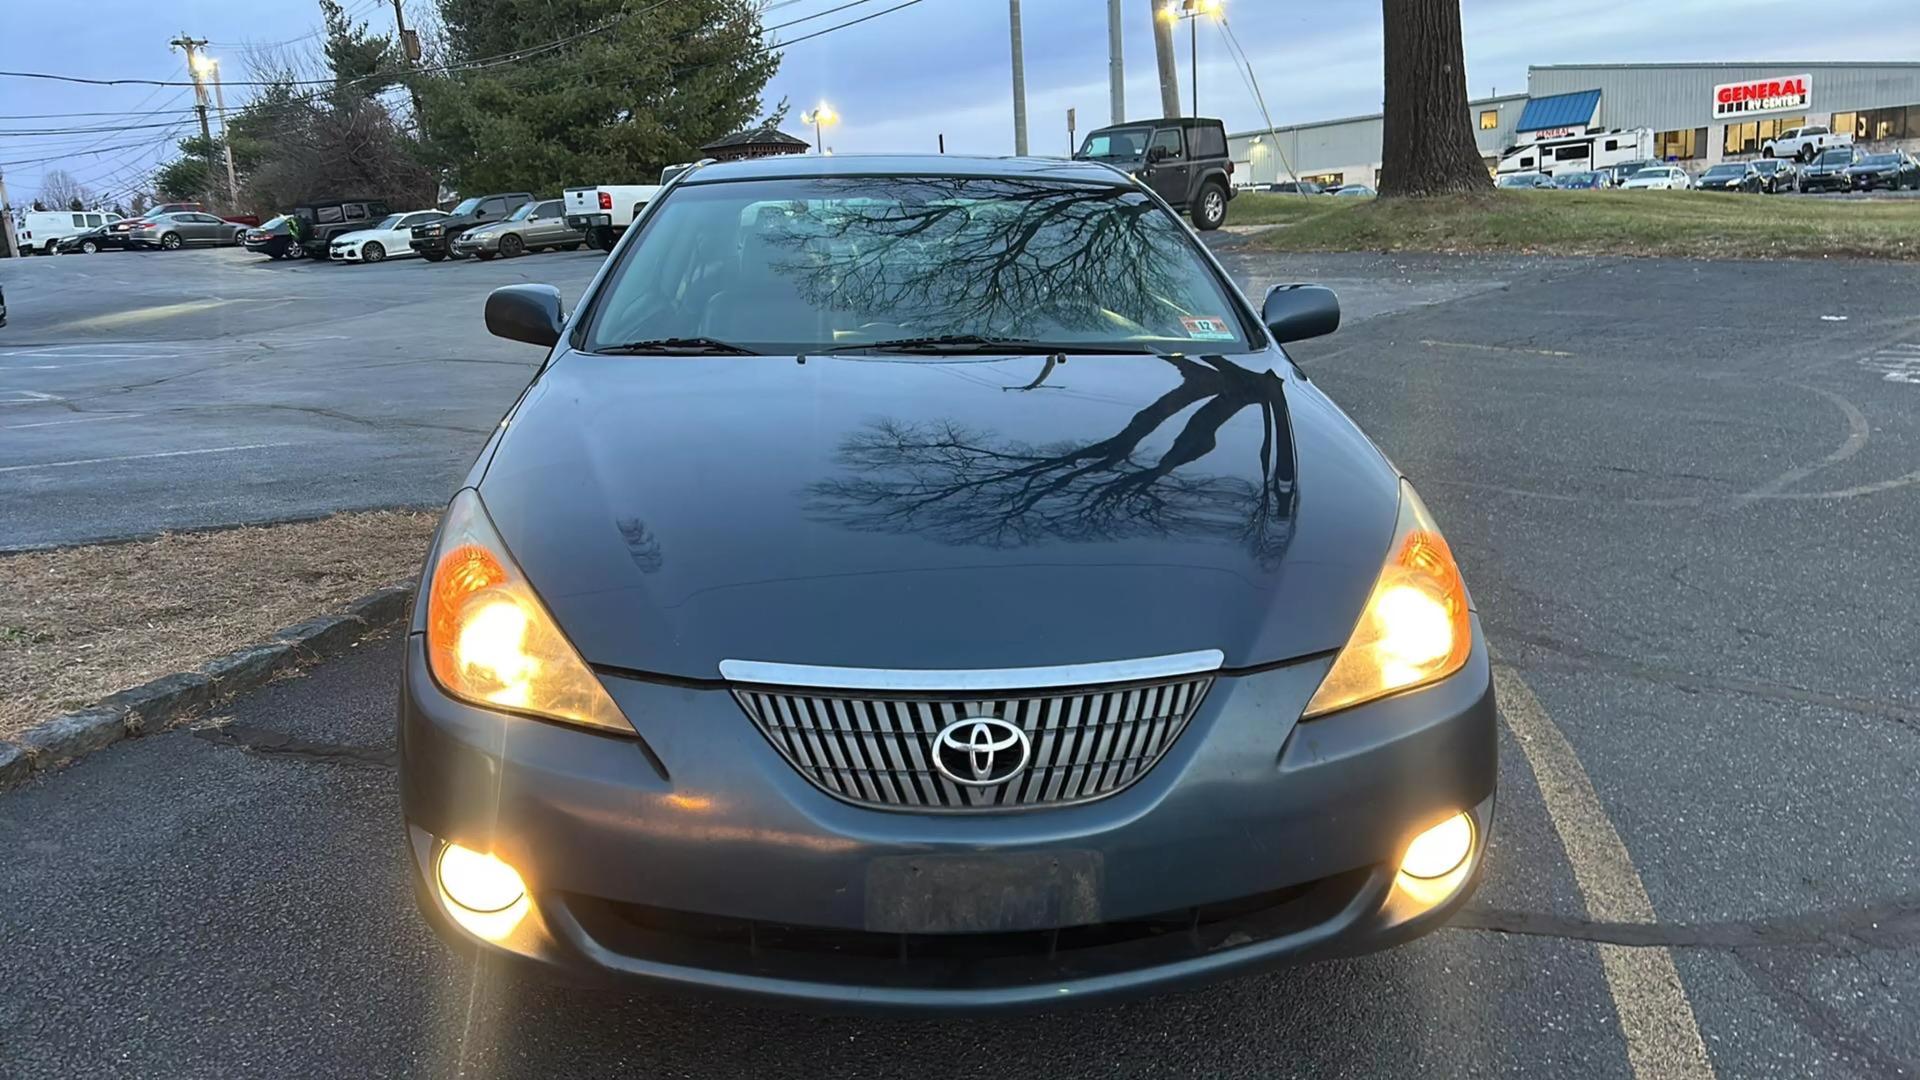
[1529,62,1920,132]
[1229,94,1526,186]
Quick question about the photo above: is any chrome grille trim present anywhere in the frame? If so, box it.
[717,649,1225,692]
[728,665,1217,812]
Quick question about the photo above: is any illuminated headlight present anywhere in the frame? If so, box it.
[425,489,632,733]
[1303,481,1472,718]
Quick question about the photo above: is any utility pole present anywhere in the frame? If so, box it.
[1107,0,1125,124]
[171,35,218,207]
[207,59,240,207]
[390,0,429,134]
[1149,0,1181,118]
[0,166,18,258]
[1008,0,1029,156]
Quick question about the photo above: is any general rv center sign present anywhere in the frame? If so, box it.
[1713,75,1811,119]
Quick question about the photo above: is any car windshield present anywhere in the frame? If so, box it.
[1816,149,1851,164]
[1754,161,1782,172]
[1702,165,1744,178]
[1077,127,1151,160]
[585,175,1254,355]
[505,202,539,222]
[449,197,483,215]
[1496,175,1535,187]
[258,214,293,230]
[1555,172,1598,187]
[1859,154,1897,167]
[368,214,403,230]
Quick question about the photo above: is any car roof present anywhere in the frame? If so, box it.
[678,154,1134,188]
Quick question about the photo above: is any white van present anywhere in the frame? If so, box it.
[17,210,123,255]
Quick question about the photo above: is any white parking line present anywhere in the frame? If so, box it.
[0,441,294,474]
[0,390,63,405]
[0,413,141,431]
[1492,665,1716,1080]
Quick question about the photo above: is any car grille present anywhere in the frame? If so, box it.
[731,671,1215,811]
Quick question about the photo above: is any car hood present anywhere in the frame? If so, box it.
[330,228,383,244]
[475,349,1402,680]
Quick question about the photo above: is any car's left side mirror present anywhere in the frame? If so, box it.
[1261,284,1340,344]
[486,284,565,347]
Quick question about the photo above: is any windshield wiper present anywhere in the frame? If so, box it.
[595,336,762,356]
[823,334,1155,356]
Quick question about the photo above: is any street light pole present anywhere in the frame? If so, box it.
[802,104,837,154]
[1190,9,1197,118]
[1008,0,1029,156]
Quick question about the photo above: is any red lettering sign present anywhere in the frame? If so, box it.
[1712,74,1811,118]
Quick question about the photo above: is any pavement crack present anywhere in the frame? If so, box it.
[1455,894,1920,952]
[192,722,396,768]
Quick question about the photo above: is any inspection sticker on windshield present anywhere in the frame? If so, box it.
[1180,316,1236,341]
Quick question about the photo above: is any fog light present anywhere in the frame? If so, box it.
[437,843,525,913]
[1400,812,1473,879]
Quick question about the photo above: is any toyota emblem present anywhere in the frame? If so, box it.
[932,716,1031,787]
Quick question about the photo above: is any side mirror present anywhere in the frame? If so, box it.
[486,284,564,348]
[1261,284,1340,344]
[1147,146,1169,165]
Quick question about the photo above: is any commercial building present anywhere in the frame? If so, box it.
[1229,61,1920,187]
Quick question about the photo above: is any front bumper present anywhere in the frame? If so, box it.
[409,236,450,255]
[400,625,1498,1009]
[329,245,360,261]
[452,232,502,254]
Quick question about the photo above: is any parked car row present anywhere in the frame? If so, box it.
[232,193,589,265]
[1493,149,1916,196]
[20,203,255,255]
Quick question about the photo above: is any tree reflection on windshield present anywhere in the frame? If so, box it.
[808,354,1296,563]
[742,177,1241,346]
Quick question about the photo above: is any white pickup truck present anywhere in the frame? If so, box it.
[562,184,662,250]
[1761,124,1853,162]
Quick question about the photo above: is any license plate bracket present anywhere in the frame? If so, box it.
[864,850,1103,933]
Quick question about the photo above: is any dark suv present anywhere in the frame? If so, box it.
[1075,117,1236,230]
[411,192,534,262]
[292,198,392,258]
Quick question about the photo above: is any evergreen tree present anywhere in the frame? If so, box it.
[417,0,781,193]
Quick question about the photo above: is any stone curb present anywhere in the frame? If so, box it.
[0,582,415,792]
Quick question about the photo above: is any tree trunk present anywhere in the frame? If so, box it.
[1378,0,1492,197]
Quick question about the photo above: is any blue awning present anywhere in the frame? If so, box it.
[1515,90,1602,133]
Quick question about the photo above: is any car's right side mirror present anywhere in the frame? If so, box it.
[1261,284,1341,344]
[486,284,565,348]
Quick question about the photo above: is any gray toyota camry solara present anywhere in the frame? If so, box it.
[400,154,1497,1009]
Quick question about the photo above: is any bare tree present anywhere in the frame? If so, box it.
[37,170,90,212]
[1378,0,1491,197]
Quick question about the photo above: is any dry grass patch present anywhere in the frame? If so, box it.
[0,510,437,740]
[1240,190,1920,260]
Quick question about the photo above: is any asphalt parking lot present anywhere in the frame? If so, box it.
[3,243,1919,1078]
[0,247,607,549]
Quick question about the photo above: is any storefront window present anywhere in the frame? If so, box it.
[1722,122,1757,155]
[1837,105,1918,142]
[1479,109,1500,130]
[1657,128,1703,160]
[1302,172,1344,188]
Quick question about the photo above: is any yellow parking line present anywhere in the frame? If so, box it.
[52,298,292,332]
[1492,664,1716,1080]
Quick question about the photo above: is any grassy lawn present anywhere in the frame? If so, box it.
[0,510,434,739]
[1224,189,1920,259]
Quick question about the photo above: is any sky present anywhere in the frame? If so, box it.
[3,0,1916,208]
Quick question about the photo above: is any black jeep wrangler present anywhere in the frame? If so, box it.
[292,197,391,258]
[411,192,533,262]
[1074,117,1236,230]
